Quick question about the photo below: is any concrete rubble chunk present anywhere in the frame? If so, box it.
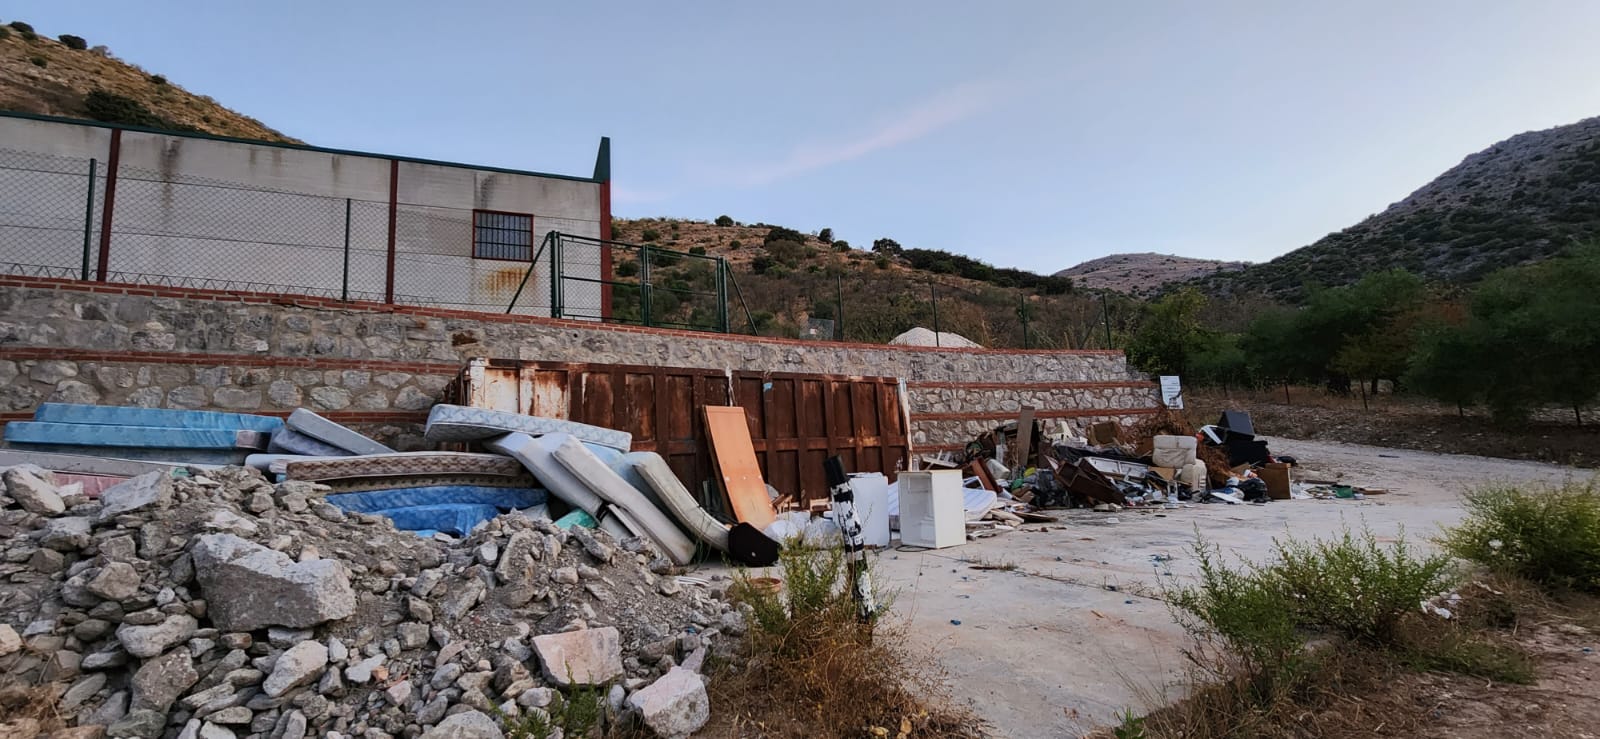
[38,516,93,550]
[190,534,356,630]
[5,465,65,515]
[263,640,328,697]
[94,471,173,522]
[530,626,623,687]
[131,647,199,712]
[419,710,503,739]
[626,667,710,739]
[86,561,142,601]
[0,624,19,656]
[343,654,385,685]
[117,614,198,658]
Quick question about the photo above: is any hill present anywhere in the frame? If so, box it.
[1195,115,1600,300]
[1056,252,1246,296]
[0,20,295,142]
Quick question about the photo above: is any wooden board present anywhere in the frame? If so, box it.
[703,406,776,529]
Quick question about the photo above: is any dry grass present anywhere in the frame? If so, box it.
[0,28,295,141]
[0,677,67,734]
[702,548,981,738]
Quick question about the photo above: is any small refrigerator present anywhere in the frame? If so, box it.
[896,470,965,549]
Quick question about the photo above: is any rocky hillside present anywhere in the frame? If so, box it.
[1196,115,1600,300]
[0,19,295,142]
[1056,253,1246,296]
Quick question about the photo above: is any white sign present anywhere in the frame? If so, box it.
[1160,375,1183,409]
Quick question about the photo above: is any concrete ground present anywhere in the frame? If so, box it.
[866,438,1592,738]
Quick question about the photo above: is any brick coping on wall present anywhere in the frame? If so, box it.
[0,276,1128,358]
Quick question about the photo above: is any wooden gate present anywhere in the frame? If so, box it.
[449,359,910,511]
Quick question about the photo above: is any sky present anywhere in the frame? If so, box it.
[12,1,1600,274]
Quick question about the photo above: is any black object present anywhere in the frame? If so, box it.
[1217,411,1256,438]
[1224,438,1272,466]
[1238,478,1270,503]
[726,523,779,567]
[1276,454,1298,466]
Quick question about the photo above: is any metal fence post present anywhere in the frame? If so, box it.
[549,234,563,318]
[1019,293,1030,349]
[930,281,941,348]
[80,158,97,280]
[341,198,351,302]
[716,256,729,333]
[639,246,652,328]
[835,274,844,341]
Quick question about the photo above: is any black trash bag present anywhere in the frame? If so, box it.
[1238,478,1271,503]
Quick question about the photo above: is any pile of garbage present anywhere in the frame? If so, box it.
[0,462,739,739]
[934,409,1302,516]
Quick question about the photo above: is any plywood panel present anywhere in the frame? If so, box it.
[704,406,776,528]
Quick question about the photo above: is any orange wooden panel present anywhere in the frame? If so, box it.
[703,405,776,529]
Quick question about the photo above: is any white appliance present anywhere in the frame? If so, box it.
[896,470,965,549]
[847,473,892,548]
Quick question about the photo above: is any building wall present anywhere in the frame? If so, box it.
[0,278,1162,452]
[0,114,603,315]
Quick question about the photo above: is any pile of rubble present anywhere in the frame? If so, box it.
[0,463,741,739]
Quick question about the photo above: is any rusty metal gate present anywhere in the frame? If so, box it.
[448,358,910,512]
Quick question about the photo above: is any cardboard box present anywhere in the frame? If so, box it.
[1088,421,1120,447]
[1260,462,1292,500]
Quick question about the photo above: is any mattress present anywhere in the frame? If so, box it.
[283,452,524,481]
[286,408,393,455]
[486,432,632,541]
[268,428,354,457]
[31,403,283,433]
[629,451,729,553]
[5,422,268,450]
[424,405,631,452]
[552,437,695,566]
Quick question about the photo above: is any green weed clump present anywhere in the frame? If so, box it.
[1441,480,1600,593]
[1273,526,1454,644]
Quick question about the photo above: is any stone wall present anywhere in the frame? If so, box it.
[0,277,1161,450]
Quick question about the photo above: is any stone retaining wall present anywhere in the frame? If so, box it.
[0,277,1161,450]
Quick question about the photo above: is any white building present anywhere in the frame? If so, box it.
[0,111,613,317]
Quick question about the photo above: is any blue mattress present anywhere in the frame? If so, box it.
[5,422,268,450]
[31,403,283,433]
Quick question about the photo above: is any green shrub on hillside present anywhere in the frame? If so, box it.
[715,214,734,227]
[58,33,87,50]
[83,90,165,127]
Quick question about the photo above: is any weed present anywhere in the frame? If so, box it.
[1396,622,1534,683]
[0,27,10,41]
[1164,537,1304,697]
[640,228,659,242]
[1112,709,1146,739]
[728,239,741,249]
[1440,480,1600,593]
[1274,525,1455,644]
[713,547,977,737]
[149,74,167,85]
[688,245,706,256]
[496,681,607,738]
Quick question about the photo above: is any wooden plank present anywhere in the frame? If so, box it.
[703,406,775,529]
[1012,406,1036,474]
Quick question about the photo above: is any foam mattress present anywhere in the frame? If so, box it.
[424,405,631,452]
[487,432,632,541]
[552,437,696,565]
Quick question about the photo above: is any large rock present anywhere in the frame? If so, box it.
[0,624,19,656]
[190,534,356,631]
[117,614,198,658]
[626,667,710,739]
[94,472,172,522]
[419,710,503,739]
[4,466,65,515]
[86,561,142,601]
[38,516,92,551]
[131,647,198,712]
[530,627,623,687]
[263,640,328,697]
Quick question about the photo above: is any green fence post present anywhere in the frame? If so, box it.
[640,246,652,327]
[716,256,729,333]
[80,158,97,280]
[550,234,563,318]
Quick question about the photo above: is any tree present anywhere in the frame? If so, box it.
[1125,288,1210,377]
[832,239,850,252]
[58,33,87,50]
[764,226,806,246]
[871,238,903,256]
[818,228,833,243]
[714,215,734,227]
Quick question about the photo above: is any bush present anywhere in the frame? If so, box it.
[818,227,833,243]
[765,239,806,267]
[29,55,45,67]
[149,74,167,85]
[688,245,706,256]
[648,247,680,267]
[873,255,890,270]
[832,239,850,252]
[0,27,10,40]
[1166,539,1305,694]
[83,89,165,127]
[1441,481,1600,592]
[763,226,806,246]
[751,255,776,275]
[614,260,639,278]
[1272,526,1454,644]
[728,239,741,250]
[90,44,109,56]
[58,34,87,50]
[715,214,734,227]
[640,228,660,242]
[9,21,35,40]
[871,237,902,255]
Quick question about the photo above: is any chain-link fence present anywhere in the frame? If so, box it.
[0,147,756,331]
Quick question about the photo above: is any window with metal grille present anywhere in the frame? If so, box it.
[472,210,534,261]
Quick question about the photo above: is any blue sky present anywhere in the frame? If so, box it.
[13,1,1600,273]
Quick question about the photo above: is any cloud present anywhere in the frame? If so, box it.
[721,77,1014,187]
